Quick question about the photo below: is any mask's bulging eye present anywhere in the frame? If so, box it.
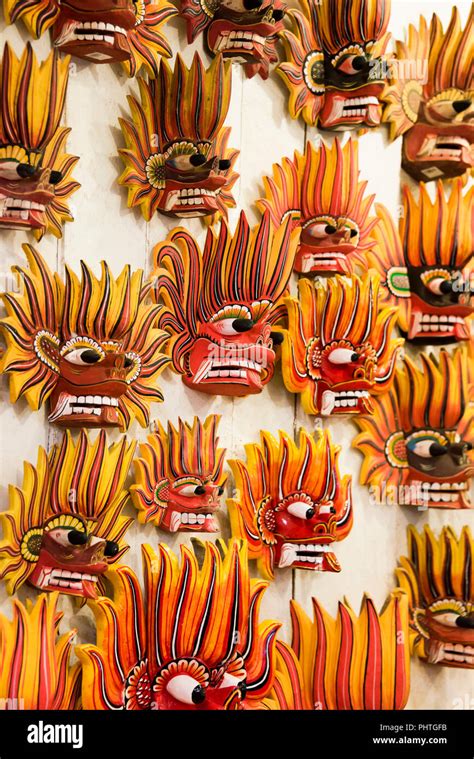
[434,612,462,627]
[427,277,452,295]
[166,675,206,705]
[104,540,119,557]
[408,439,448,458]
[189,153,207,167]
[287,501,315,520]
[67,529,88,546]
[337,55,368,75]
[64,348,102,366]
[328,348,359,364]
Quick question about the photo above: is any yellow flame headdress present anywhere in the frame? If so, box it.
[0,246,169,429]
[268,593,410,710]
[77,540,280,710]
[0,43,79,239]
[278,0,391,125]
[4,0,176,77]
[396,525,473,661]
[257,138,378,266]
[0,593,81,709]
[278,274,403,415]
[228,428,352,580]
[119,54,238,221]
[0,430,135,595]
[353,349,474,497]
[131,415,226,525]
[383,7,474,138]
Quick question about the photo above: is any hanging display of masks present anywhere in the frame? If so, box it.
[118,54,238,220]
[131,415,227,532]
[0,246,169,430]
[396,525,474,669]
[4,0,177,75]
[256,138,379,275]
[0,44,79,239]
[0,431,135,599]
[278,274,403,416]
[77,540,280,709]
[368,181,473,343]
[227,428,352,579]
[266,593,410,710]
[353,348,474,509]
[179,0,286,79]
[277,0,391,129]
[383,7,473,182]
[153,212,298,396]
[0,593,81,709]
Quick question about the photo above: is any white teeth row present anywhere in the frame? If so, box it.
[435,136,470,148]
[442,643,474,664]
[74,34,114,43]
[0,208,30,220]
[336,390,368,398]
[420,315,465,323]
[309,252,346,258]
[298,555,324,564]
[429,492,462,503]
[71,395,119,406]
[209,359,262,371]
[420,324,456,333]
[207,370,248,378]
[178,188,217,198]
[294,544,331,553]
[423,482,467,491]
[433,149,462,157]
[0,198,45,210]
[343,97,379,107]
[76,22,126,34]
[180,513,213,524]
[215,32,266,51]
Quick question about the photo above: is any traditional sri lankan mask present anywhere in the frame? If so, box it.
[396,525,474,669]
[119,54,238,220]
[0,594,81,709]
[278,274,403,416]
[0,431,135,599]
[179,0,286,79]
[384,8,473,182]
[266,593,410,710]
[4,0,176,75]
[153,212,298,396]
[227,428,352,580]
[257,138,378,275]
[131,415,226,532]
[0,44,79,239]
[353,349,474,509]
[77,540,280,710]
[0,246,169,429]
[368,182,473,343]
[278,0,391,129]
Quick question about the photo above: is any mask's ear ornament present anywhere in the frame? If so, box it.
[119,54,238,220]
[257,138,379,275]
[0,245,169,430]
[278,274,403,416]
[0,44,79,239]
[266,593,410,710]
[0,594,81,709]
[353,348,474,509]
[4,0,177,76]
[227,428,352,580]
[153,211,298,396]
[396,525,474,669]
[179,0,286,80]
[369,181,473,343]
[131,415,227,532]
[0,431,135,599]
[383,7,474,181]
[77,540,280,710]
[278,0,391,129]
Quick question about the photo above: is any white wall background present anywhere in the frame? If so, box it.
[0,0,472,711]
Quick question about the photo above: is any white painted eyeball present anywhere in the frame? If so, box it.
[63,348,102,366]
[328,348,358,364]
[166,675,206,705]
[287,501,315,520]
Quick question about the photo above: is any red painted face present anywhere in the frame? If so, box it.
[27,516,117,599]
[47,341,133,427]
[0,165,59,231]
[157,150,229,217]
[52,0,137,63]
[184,312,276,396]
[295,215,360,274]
[260,484,352,572]
[205,0,284,75]
[152,661,246,710]
[306,339,378,415]
[418,602,474,668]
[153,478,224,532]
[404,429,474,509]
[319,83,385,130]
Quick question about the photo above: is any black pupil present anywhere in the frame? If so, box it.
[218,486,225,495]
[190,153,207,167]
[325,224,337,234]
[17,163,36,178]
[68,529,88,546]
[439,280,452,294]
[350,353,359,362]
[105,540,119,557]
[192,684,206,704]
[124,356,134,368]
[232,318,254,333]
[429,442,447,457]
[306,508,315,519]
[80,349,100,364]
[194,485,206,495]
